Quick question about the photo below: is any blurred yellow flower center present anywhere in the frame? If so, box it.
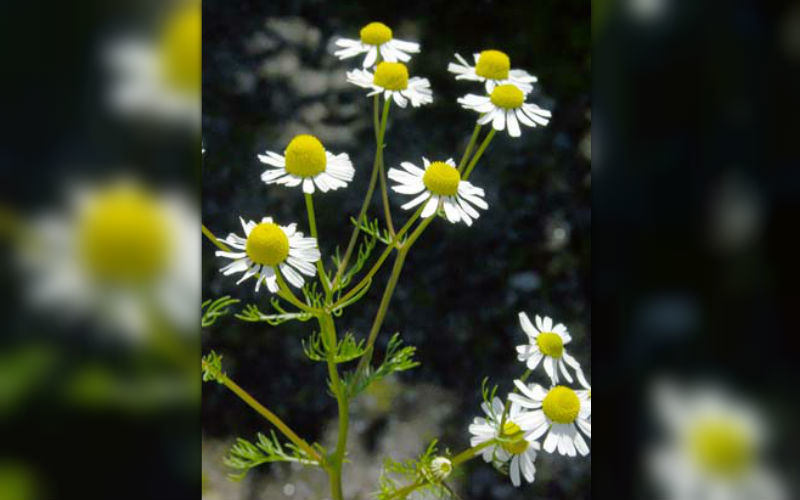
[245,223,289,266]
[360,22,393,45]
[500,421,529,454]
[423,162,460,196]
[79,186,170,284]
[475,50,510,80]
[543,386,580,424]
[284,135,327,177]
[536,332,564,358]
[160,3,201,95]
[689,419,752,477]
[490,84,525,109]
[373,62,409,90]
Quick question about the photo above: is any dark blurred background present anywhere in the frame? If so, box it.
[594,0,800,499]
[201,0,590,499]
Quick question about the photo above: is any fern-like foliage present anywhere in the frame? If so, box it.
[235,297,314,325]
[201,296,240,327]
[377,440,452,500]
[331,216,384,292]
[201,351,225,384]
[344,333,419,398]
[302,331,367,364]
[224,431,321,480]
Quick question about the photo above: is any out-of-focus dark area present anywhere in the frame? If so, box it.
[202,1,589,499]
[595,0,799,499]
[1,1,200,500]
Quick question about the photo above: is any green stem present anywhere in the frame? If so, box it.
[202,360,322,463]
[377,98,395,237]
[275,269,318,314]
[202,224,232,252]
[319,313,348,500]
[354,214,434,376]
[331,94,392,291]
[458,123,483,173]
[499,369,532,429]
[305,193,331,294]
[462,128,497,181]
[331,205,424,309]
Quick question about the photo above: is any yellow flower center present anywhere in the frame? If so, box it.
[542,386,580,424]
[360,22,393,45]
[160,2,201,95]
[373,62,409,91]
[490,84,525,109]
[78,186,171,284]
[688,419,752,478]
[475,50,510,80]
[245,222,289,266]
[284,135,327,177]
[500,421,529,454]
[536,332,564,358]
[422,162,460,196]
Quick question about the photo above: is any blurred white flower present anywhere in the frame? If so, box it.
[648,380,786,500]
[334,22,420,68]
[20,179,199,340]
[469,396,539,487]
[105,1,200,128]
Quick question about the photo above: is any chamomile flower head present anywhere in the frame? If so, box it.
[448,50,539,93]
[516,312,590,387]
[648,380,786,500]
[346,62,433,108]
[458,83,551,137]
[216,217,321,293]
[509,382,592,457]
[469,396,539,487]
[105,1,200,128]
[334,22,421,68]
[258,134,355,194]
[387,157,488,226]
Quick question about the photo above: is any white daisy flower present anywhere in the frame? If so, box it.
[458,83,551,138]
[469,396,539,487]
[18,179,199,341]
[648,380,786,500]
[333,21,420,68]
[387,157,488,226]
[516,312,589,387]
[105,2,200,129]
[216,217,321,293]
[346,61,433,108]
[258,134,355,195]
[448,50,538,93]
[509,382,591,457]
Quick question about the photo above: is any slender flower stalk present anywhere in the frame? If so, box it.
[458,123,483,172]
[305,193,331,294]
[200,359,322,463]
[463,128,497,180]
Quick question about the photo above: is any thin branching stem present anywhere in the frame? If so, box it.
[305,193,331,294]
[202,223,232,252]
[202,359,322,463]
[458,123,483,172]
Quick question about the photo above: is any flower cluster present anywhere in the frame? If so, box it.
[206,18,581,500]
[469,313,591,487]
